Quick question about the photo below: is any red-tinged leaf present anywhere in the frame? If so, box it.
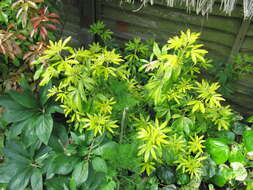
[40,27,47,40]
[48,18,61,23]
[0,45,6,54]
[44,23,57,31]
[13,44,22,55]
[39,7,47,15]
[28,45,36,51]
[30,16,40,22]
[33,19,42,29]
[15,34,26,41]
[41,16,49,22]
[47,13,60,18]
[7,24,15,30]
[23,52,33,60]
[30,28,37,38]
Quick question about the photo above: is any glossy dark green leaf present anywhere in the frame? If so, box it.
[19,77,33,95]
[0,163,17,183]
[176,172,190,185]
[31,168,43,190]
[45,176,70,190]
[243,130,253,152]
[35,114,53,145]
[157,166,176,184]
[47,104,64,114]
[7,119,32,138]
[92,157,108,173]
[2,108,37,123]
[51,154,79,175]
[39,81,52,106]
[8,167,33,190]
[4,140,30,164]
[232,122,246,135]
[0,94,25,110]
[205,138,230,164]
[202,157,217,178]
[72,162,89,186]
[93,141,117,156]
[22,121,39,147]
[7,90,38,108]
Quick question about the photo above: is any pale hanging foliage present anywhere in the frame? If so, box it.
[121,0,253,19]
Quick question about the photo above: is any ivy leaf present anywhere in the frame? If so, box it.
[216,131,235,144]
[31,168,43,190]
[35,114,53,145]
[72,162,89,186]
[212,166,233,187]
[205,138,229,164]
[229,147,246,164]
[92,157,108,173]
[231,162,247,181]
[243,130,253,152]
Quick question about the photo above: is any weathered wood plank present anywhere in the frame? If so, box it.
[227,20,251,63]
[227,92,253,110]
[104,0,241,34]
[102,5,236,47]
[247,23,253,36]
[241,36,253,51]
[103,18,231,56]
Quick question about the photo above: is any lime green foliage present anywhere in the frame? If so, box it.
[34,37,132,135]
[134,30,234,178]
[136,118,170,162]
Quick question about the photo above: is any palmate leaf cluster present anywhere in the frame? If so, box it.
[1,22,253,190]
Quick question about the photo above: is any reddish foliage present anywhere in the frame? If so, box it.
[30,7,60,40]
